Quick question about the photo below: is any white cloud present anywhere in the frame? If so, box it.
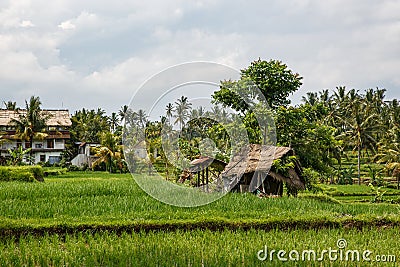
[0,0,399,112]
[19,20,35,28]
[58,20,76,30]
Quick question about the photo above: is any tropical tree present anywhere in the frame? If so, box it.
[108,112,120,133]
[7,146,32,165]
[3,101,18,110]
[10,96,51,160]
[213,59,302,111]
[165,103,174,124]
[92,132,124,173]
[375,142,400,189]
[335,89,383,184]
[119,105,129,124]
[174,96,192,132]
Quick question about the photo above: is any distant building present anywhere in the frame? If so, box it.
[71,142,100,168]
[0,109,72,164]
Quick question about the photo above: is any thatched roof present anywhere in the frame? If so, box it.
[0,109,72,127]
[222,144,305,190]
[189,156,227,173]
[222,144,291,176]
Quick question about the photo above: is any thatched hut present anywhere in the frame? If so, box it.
[222,144,305,196]
[185,156,227,190]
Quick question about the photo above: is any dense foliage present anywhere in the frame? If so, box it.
[0,166,43,182]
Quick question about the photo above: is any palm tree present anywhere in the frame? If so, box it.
[119,105,129,124]
[10,96,51,161]
[375,142,400,189]
[136,109,148,129]
[338,95,380,184]
[165,103,174,124]
[92,132,123,173]
[3,101,18,110]
[302,92,318,106]
[174,96,192,132]
[108,112,120,133]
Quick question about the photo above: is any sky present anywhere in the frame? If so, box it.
[1,0,400,114]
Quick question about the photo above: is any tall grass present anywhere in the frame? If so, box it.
[0,172,399,234]
[0,228,398,266]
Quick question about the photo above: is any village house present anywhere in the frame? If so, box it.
[0,109,72,164]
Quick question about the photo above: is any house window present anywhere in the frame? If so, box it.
[16,141,22,148]
[35,143,43,149]
[48,156,60,164]
[47,139,54,149]
[25,142,31,148]
[40,155,46,162]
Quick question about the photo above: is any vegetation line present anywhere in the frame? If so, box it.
[1,218,399,239]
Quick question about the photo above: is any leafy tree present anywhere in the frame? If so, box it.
[213,59,302,110]
[69,108,110,144]
[275,104,341,174]
[7,146,32,165]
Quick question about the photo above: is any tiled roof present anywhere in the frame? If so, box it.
[0,109,72,126]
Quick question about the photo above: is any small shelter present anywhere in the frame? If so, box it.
[180,156,227,192]
[222,144,305,195]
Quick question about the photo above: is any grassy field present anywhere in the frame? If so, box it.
[0,228,399,266]
[0,171,399,266]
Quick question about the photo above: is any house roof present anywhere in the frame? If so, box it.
[0,109,72,127]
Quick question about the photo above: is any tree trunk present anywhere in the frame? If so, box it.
[29,137,33,165]
[357,145,361,185]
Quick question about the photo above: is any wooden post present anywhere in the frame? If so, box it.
[202,169,205,188]
[197,172,200,187]
[206,167,209,192]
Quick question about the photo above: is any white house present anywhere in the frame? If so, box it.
[0,109,72,164]
[71,142,100,167]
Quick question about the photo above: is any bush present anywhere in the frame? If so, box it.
[43,168,68,177]
[302,168,320,191]
[0,166,44,182]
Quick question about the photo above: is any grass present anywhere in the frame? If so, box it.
[0,228,398,266]
[1,171,400,266]
[0,171,400,236]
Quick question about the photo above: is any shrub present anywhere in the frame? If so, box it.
[0,166,44,182]
[43,168,68,177]
[302,168,320,191]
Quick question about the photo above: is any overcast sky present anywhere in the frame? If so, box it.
[1,0,399,114]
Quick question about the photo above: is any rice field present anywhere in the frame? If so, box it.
[0,228,398,266]
[0,171,399,266]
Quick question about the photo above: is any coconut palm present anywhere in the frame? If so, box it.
[119,105,129,124]
[338,95,381,184]
[174,96,192,132]
[10,96,51,161]
[375,142,400,189]
[92,132,123,173]
[3,101,18,110]
[108,112,120,133]
[165,103,174,124]
[302,92,318,106]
